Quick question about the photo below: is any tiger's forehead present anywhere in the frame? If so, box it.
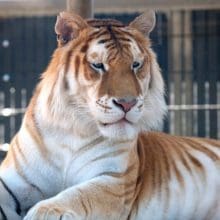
[86,27,144,63]
[87,40,108,64]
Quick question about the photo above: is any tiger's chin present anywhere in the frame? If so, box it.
[97,119,138,141]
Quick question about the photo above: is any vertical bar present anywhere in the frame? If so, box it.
[159,13,169,133]
[0,92,5,144]
[218,83,220,139]
[194,11,206,137]
[24,16,35,102]
[208,11,218,138]
[183,11,193,136]
[67,0,94,18]
[2,18,11,143]
[15,73,22,133]
[150,12,169,132]
[0,18,4,143]
[168,10,183,135]
[35,16,45,74]
[45,16,57,66]
[13,17,23,133]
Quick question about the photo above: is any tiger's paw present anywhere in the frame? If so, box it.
[24,201,77,220]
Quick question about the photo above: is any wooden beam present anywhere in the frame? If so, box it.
[66,0,93,18]
[94,0,220,13]
[0,0,220,17]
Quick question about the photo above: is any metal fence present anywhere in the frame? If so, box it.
[0,9,220,144]
[166,10,220,138]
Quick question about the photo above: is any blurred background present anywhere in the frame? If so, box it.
[0,0,220,144]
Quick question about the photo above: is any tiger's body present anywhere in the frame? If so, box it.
[0,11,219,220]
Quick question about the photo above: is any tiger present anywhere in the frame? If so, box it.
[0,10,219,220]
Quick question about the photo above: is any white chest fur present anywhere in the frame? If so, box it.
[41,128,137,192]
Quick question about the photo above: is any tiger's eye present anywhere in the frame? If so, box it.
[132,61,141,69]
[91,63,105,72]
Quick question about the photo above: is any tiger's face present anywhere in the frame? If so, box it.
[85,31,151,140]
[53,12,167,140]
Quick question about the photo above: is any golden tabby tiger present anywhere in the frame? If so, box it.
[0,11,219,220]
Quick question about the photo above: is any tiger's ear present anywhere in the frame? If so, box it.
[55,11,88,46]
[129,10,156,36]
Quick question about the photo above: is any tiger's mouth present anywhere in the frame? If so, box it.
[99,117,133,127]
[96,115,139,140]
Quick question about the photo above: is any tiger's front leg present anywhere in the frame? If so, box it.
[24,176,133,220]
[0,205,21,220]
[0,179,22,220]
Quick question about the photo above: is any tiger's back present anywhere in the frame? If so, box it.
[131,132,220,219]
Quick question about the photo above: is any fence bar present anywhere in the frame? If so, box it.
[168,104,220,110]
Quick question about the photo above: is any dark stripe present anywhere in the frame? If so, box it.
[0,178,21,215]
[107,25,120,49]
[98,70,109,97]
[82,55,99,81]
[82,56,90,81]
[116,37,131,42]
[187,138,219,161]
[184,151,205,174]
[63,76,69,91]
[131,71,141,95]
[14,136,27,163]
[80,44,88,53]
[105,42,115,49]
[87,30,108,42]
[64,50,72,75]
[74,55,80,79]
[0,206,7,220]
[62,50,73,91]
[137,42,145,54]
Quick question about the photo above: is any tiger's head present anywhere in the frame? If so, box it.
[44,11,167,141]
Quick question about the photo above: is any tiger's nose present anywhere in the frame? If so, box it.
[113,97,137,113]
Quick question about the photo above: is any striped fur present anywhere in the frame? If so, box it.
[0,11,219,220]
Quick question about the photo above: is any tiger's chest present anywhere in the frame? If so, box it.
[42,131,134,191]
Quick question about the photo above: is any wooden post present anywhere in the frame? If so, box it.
[66,0,94,18]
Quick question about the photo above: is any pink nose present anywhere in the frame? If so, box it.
[113,97,137,113]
